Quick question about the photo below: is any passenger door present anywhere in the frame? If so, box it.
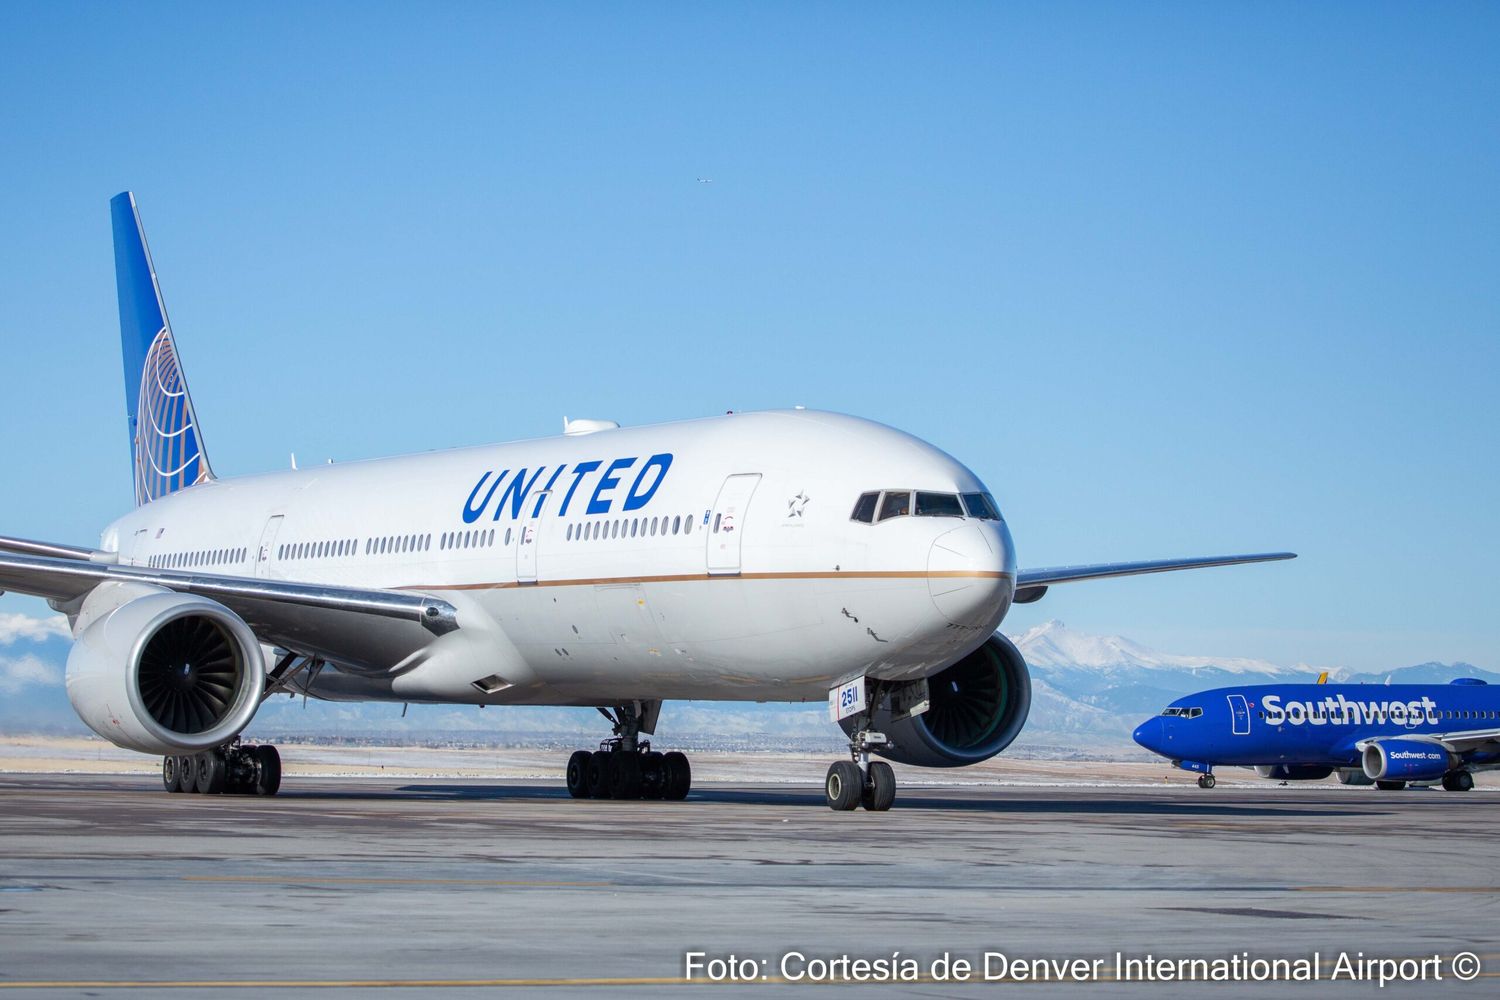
[706,474,761,575]
[254,515,284,579]
[1227,693,1251,736]
[517,491,550,584]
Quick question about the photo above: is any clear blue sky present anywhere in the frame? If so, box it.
[1,3,1495,672]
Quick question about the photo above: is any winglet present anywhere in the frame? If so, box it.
[111,192,214,506]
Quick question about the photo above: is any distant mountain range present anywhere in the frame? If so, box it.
[1012,620,1494,745]
[3,613,1494,750]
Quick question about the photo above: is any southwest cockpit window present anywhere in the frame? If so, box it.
[1161,707,1183,717]
[877,491,912,521]
[961,492,1002,520]
[1161,706,1203,718]
[850,492,879,523]
[915,492,964,518]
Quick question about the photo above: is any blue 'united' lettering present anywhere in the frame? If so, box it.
[461,454,675,522]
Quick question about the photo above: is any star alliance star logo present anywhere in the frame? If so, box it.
[787,491,810,518]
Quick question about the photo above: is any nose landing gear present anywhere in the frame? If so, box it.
[826,725,897,811]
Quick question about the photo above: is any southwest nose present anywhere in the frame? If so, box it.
[928,523,1012,629]
[1133,718,1168,756]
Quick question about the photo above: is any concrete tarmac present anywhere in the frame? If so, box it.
[0,773,1496,998]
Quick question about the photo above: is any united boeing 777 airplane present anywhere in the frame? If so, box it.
[0,193,1295,810]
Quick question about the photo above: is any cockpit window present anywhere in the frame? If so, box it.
[961,492,1002,521]
[852,488,1000,525]
[915,492,964,518]
[1161,706,1203,718]
[1161,707,1183,717]
[877,491,912,521]
[1186,707,1203,719]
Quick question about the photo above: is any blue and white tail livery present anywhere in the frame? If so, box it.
[110,191,214,506]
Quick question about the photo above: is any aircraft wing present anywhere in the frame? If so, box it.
[0,533,111,562]
[1013,552,1296,602]
[0,550,459,669]
[1358,729,1500,755]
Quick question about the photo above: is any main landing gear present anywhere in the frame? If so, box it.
[565,703,690,801]
[162,744,281,796]
[826,724,896,812]
[1441,770,1474,792]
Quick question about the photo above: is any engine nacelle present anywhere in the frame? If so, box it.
[66,585,264,756]
[843,634,1031,767]
[1362,740,1453,783]
[1254,764,1335,781]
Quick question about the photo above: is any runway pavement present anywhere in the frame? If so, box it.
[0,773,1496,998]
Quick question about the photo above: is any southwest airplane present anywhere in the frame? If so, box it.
[0,193,1295,810]
[1133,680,1500,791]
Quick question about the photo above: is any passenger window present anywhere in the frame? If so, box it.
[684,515,692,535]
[713,513,721,533]
[850,492,879,523]
[915,492,964,518]
[877,491,911,521]
[673,515,681,535]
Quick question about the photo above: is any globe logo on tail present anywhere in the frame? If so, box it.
[134,328,209,505]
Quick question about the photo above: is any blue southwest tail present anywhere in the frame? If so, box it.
[110,192,214,506]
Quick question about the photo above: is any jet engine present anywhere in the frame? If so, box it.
[66,585,264,756]
[844,634,1031,767]
[1361,739,1453,783]
[1254,764,1334,781]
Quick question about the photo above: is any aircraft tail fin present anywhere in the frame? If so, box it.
[111,192,214,506]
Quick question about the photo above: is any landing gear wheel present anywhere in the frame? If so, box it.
[609,752,644,800]
[253,745,282,796]
[586,751,612,799]
[566,750,592,798]
[1442,771,1474,792]
[1375,779,1407,791]
[193,752,227,794]
[162,755,185,793]
[825,760,861,811]
[862,761,896,811]
[640,751,665,800]
[1197,774,1216,789]
[662,751,691,801]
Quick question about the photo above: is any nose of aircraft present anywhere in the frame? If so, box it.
[1133,718,1169,756]
[928,522,1014,629]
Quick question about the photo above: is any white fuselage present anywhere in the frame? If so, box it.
[100,410,1015,707]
